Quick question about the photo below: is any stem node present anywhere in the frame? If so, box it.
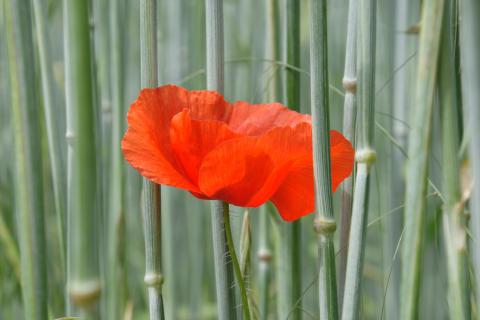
[65,130,76,143]
[144,273,164,288]
[257,248,273,262]
[342,78,357,93]
[69,280,102,307]
[355,148,376,164]
[313,218,337,236]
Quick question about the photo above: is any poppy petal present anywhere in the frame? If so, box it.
[270,156,315,221]
[198,124,312,207]
[169,110,241,185]
[134,85,189,134]
[198,138,278,206]
[186,89,232,122]
[228,101,311,135]
[121,85,199,192]
[270,130,354,221]
[121,116,199,192]
[330,130,355,191]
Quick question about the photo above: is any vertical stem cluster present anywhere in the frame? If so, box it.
[278,1,301,318]
[140,1,165,319]
[64,0,101,316]
[341,0,376,319]
[309,0,339,319]
[338,0,358,304]
[4,0,48,318]
[107,0,127,318]
[400,0,444,318]
[459,0,480,315]
[205,0,237,319]
[439,2,470,318]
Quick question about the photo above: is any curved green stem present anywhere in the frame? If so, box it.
[222,203,251,320]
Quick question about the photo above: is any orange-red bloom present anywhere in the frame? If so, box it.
[122,85,354,221]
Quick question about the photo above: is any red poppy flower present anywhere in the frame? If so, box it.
[122,85,354,221]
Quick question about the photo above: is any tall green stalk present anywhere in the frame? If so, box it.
[459,0,480,314]
[309,1,339,319]
[142,182,164,320]
[278,1,301,318]
[223,204,251,320]
[338,0,358,305]
[257,199,272,320]
[341,0,376,319]
[387,1,418,318]
[0,212,20,281]
[4,0,48,318]
[239,211,251,286]
[64,0,74,313]
[140,1,165,319]
[439,2,470,318]
[31,0,67,272]
[400,0,444,318]
[258,192,272,319]
[107,0,127,319]
[205,0,237,319]
[64,0,101,317]
[258,1,279,318]
[161,2,186,317]
[377,2,396,320]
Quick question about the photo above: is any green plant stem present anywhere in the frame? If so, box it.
[161,3,185,317]
[64,0,101,316]
[64,2,74,314]
[4,0,48,318]
[206,0,237,319]
[266,0,280,103]
[239,211,251,278]
[439,3,470,318]
[31,0,67,274]
[284,0,300,113]
[0,212,20,281]
[338,0,358,305]
[376,3,397,320]
[140,1,165,319]
[387,1,418,318]
[142,181,164,320]
[278,1,302,319]
[459,0,480,315]
[257,205,272,320]
[309,0,339,319]
[400,0,444,318]
[223,204,251,319]
[258,1,279,318]
[161,188,176,318]
[107,0,127,319]
[341,0,376,318]
[186,198,205,317]
[210,201,237,320]
[206,0,225,94]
